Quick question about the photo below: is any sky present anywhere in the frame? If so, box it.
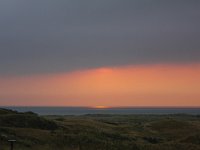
[0,1,200,106]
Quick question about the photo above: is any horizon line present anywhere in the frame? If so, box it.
[1,105,200,109]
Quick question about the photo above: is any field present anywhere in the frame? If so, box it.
[0,108,200,150]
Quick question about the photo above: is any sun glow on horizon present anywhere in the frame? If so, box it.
[93,105,110,109]
[0,64,199,106]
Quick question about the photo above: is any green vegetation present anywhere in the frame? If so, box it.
[0,109,200,150]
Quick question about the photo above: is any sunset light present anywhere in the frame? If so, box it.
[0,64,199,107]
[93,105,110,109]
[0,1,200,149]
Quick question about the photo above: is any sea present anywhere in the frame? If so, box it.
[2,107,200,116]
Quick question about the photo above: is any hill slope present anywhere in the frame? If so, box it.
[0,108,200,150]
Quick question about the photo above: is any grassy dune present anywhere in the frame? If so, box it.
[0,108,200,150]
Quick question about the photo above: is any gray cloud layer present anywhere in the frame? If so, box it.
[0,0,200,75]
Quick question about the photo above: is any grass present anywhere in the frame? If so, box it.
[0,108,200,150]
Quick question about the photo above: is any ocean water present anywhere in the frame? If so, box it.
[2,107,200,115]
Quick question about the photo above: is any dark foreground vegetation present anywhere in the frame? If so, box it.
[0,108,200,150]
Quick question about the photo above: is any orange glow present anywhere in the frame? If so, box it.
[93,106,110,109]
[0,64,199,106]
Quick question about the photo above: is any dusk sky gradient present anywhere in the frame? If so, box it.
[0,1,199,106]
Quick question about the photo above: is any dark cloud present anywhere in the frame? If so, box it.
[0,0,200,75]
